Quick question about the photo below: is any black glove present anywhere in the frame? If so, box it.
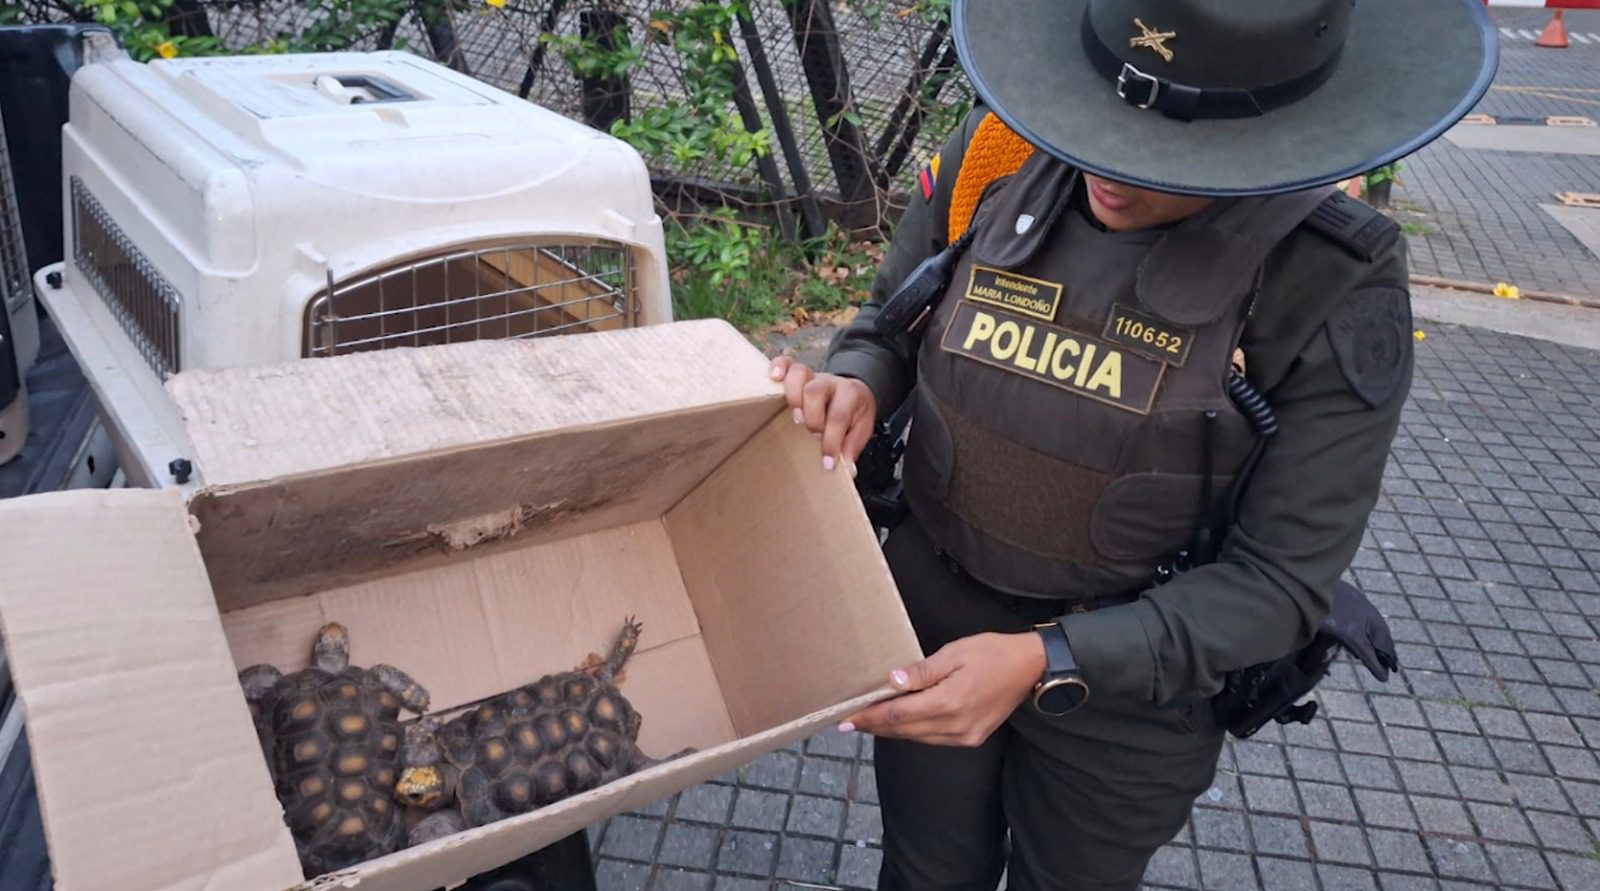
[1318,580,1400,682]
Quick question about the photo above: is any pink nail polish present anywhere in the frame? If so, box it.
[839,722,856,733]
[792,408,804,424]
[891,670,909,686]
[823,456,835,471]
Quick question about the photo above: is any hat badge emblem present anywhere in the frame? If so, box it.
[1015,213,1035,235]
[1130,17,1176,63]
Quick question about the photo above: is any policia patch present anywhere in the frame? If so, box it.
[1327,285,1411,409]
[942,302,1165,414]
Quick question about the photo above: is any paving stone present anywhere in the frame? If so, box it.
[1355,789,1418,830]
[1397,760,1457,798]
[1256,856,1319,891]
[1510,773,1572,813]
[837,844,882,890]
[653,868,715,891]
[716,831,778,877]
[1483,844,1557,890]
[742,752,801,791]
[658,823,721,870]
[1548,851,1600,891]
[1242,774,1301,816]
[1142,844,1198,888]
[1547,744,1600,781]
[1378,874,1442,891]
[1529,810,1595,853]
[713,878,768,891]
[1318,863,1381,891]
[731,789,790,832]
[1311,821,1374,867]
[1196,849,1259,891]
[601,815,664,861]
[1190,807,1250,852]
[798,757,853,799]
[1447,766,1516,805]
[1466,801,1536,845]
[1249,814,1309,858]
[775,836,836,884]
[1289,747,1347,784]
[594,859,651,890]
[1301,782,1360,821]
[1234,739,1290,776]
[785,794,844,839]
[1365,829,1428,875]
[1410,796,1475,837]
[1339,754,1400,790]
[1489,737,1554,775]
[676,784,736,825]
[844,802,881,845]
[1424,838,1494,882]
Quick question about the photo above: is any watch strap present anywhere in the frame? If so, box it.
[1036,622,1080,678]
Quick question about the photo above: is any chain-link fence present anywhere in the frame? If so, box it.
[9,0,975,240]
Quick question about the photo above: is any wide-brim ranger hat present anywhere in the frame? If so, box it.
[951,0,1499,196]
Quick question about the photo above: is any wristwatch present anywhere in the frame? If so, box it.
[1032,622,1090,717]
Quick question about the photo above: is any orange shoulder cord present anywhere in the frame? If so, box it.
[946,114,1036,244]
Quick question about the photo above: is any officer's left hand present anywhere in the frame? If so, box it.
[838,632,1045,747]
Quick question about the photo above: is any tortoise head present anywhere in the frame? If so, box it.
[313,622,350,673]
[396,715,455,809]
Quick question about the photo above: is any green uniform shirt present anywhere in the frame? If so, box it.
[826,108,1412,707]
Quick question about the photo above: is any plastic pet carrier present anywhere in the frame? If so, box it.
[34,38,672,489]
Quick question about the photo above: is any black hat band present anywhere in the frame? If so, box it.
[1080,10,1345,122]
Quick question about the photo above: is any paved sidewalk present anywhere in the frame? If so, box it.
[589,314,1600,890]
[1397,9,1600,297]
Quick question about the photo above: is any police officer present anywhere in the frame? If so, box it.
[768,1,1497,888]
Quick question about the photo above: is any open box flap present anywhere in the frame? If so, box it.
[166,319,789,610]
[0,488,303,891]
[168,318,781,488]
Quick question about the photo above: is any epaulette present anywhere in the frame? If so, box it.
[1300,191,1401,262]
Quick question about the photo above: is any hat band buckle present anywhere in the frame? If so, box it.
[1116,63,1161,110]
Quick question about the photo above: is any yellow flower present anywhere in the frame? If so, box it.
[155,41,178,60]
[485,0,506,7]
[1413,329,1426,341]
[1493,282,1521,300]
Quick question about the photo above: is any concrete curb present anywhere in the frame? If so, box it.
[1410,274,1600,311]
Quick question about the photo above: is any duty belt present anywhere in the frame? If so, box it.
[933,547,1142,619]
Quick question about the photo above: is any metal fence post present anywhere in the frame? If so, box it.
[782,0,882,232]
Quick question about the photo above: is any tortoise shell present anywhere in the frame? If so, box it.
[438,668,646,827]
[242,624,427,877]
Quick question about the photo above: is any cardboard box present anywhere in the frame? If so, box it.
[0,319,920,891]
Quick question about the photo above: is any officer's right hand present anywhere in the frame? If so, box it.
[769,356,877,473]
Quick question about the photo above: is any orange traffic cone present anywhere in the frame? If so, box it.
[1537,10,1569,48]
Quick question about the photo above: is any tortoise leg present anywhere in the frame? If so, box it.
[596,617,644,685]
[627,746,697,774]
[408,809,468,847]
[239,665,282,703]
[371,664,431,713]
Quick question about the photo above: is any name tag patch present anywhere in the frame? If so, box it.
[942,303,1164,414]
[963,266,1063,322]
[1102,303,1195,366]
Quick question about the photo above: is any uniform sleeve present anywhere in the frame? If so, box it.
[1059,237,1412,707]
[822,108,987,419]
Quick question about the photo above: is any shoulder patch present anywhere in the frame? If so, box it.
[1302,192,1401,262]
[1327,285,1413,409]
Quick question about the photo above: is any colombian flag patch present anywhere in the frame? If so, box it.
[918,154,941,202]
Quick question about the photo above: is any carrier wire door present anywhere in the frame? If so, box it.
[305,239,636,358]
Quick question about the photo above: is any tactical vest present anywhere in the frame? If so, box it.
[902,149,1332,602]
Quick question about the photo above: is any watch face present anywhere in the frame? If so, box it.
[1036,678,1089,716]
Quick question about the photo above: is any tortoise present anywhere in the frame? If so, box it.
[396,617,675,844]
[239,622,431,877]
